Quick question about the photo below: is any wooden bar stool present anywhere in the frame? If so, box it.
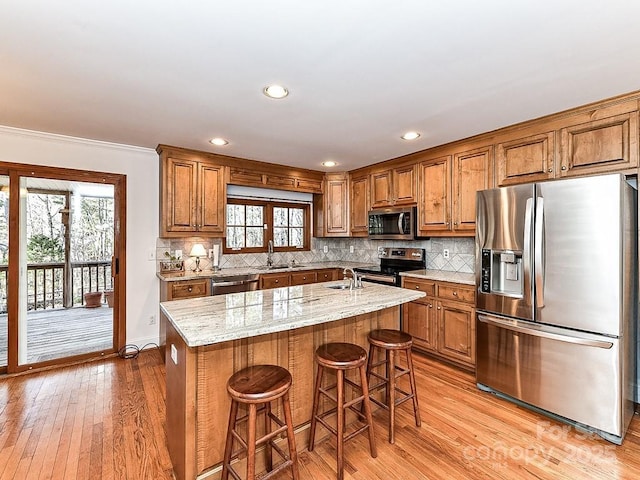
[308,342,377,480]
[365,329,421,444]
[222,364,300,480]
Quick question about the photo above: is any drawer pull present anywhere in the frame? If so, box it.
[453,291,457,296]
[188,286,193,292]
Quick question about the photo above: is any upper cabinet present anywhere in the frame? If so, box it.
[314,173,350,237]
[349,172,369,236]
[418,146,492,237]
[496,132,555,186]
[559,110,638,177]
[370,164,417,208]
[160,155,226,237]
[228,167,323,194]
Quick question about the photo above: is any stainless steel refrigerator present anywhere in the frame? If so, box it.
[475,173,637,444]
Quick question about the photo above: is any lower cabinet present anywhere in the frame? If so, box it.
[402,277,476,369]
[259,272,291,289]
[259,268,341,289]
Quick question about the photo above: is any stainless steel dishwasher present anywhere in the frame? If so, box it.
[210,273,260,295]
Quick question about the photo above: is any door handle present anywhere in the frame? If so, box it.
[478,314,613,349]
[523,197,533,307]
[534,197,544,307]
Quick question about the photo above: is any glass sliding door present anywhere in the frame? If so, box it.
[0,176,8,370]
[17,176,115,366]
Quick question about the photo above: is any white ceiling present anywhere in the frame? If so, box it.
[2,1,640,172]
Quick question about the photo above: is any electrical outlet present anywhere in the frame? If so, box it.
[171,344,178,365]
[147,249,155,261]
[443,249,450,259]
[174,249,182,260]
[323,245,328,253]
[209,249,214,259]
[349,245,354,254]
[149,314,156,325]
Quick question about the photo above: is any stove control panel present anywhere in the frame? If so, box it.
[378,247,424,261]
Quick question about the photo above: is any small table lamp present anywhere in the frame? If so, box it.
[189,243,207,273]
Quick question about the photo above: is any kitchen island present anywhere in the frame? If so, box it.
[160,281,425,480]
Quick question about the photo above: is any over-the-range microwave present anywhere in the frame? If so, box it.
[368,206,416,240]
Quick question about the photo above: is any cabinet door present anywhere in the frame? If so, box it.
[169,279,210,300]
[290,271,317,286]
[452,146,492,234]
[392,164,417,205]
[228,168,264,187]
[418,156,451,235]
[260,273,291,289]
[295,177,323,194]
[198,163,225,234]
[496,132,555,186]
[402,298,437,352]
[559,111,639,177]
[370,170,393,208]
[437,300,475,366]
[316,269,338,282]
[350,174,369,236]
[265,174,296,189]
[164,157,198,234]
[325,175,349,235]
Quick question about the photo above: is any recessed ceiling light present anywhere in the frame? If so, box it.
[322,161,338,167]
[263,84,289,99]
[210,137,229,146]
[401,131,421,141]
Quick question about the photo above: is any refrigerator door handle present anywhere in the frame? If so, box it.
[534,197,545,307]
[477,314,614,349]
[523,197,534,307]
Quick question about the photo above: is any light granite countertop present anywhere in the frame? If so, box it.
[400,269,476,286]
[160,281,426,348]
[156,261,378,282]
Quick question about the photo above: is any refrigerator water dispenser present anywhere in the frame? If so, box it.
[481,249,523,297]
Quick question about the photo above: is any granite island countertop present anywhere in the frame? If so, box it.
[400,269,475,285]
[156,261,379,282]
[160,281,426,347]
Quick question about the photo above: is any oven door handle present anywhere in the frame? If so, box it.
[358,273,397,285]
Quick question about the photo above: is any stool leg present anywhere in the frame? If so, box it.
[358,363,377,458]
[362,344,375,415]
[388,349,396,444]
[264,400,273,472]
[221,399,239,480]
[308,364,324,451]
[282,391,300,480]
[406,348,421,427]
[384,349,390,408]
[336,369,345,480]
[247,404,257,480]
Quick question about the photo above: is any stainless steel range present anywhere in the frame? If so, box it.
[354,247,425,286]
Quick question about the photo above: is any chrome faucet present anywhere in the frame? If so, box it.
[343,267,363,290]
[267,240,274,267]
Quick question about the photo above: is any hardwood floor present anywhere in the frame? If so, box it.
[1,349,640,480]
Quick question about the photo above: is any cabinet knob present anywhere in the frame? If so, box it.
[437,306,441,310]
[275,280,279,283]
[415,285,420,290]
[453,291,457,296]
[303,276,306,280]
[561,165,567,171]
[453,222,457,226]
[428,304,433,308]
[548,168,553,172]
[188,286,193,292]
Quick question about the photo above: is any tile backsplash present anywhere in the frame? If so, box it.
[157,237,475,274]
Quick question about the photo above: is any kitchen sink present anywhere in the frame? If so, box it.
[256,264,291,270]
[325,284,351,290]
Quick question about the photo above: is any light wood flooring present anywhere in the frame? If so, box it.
[0,306,113,365]
[1,349,640,480]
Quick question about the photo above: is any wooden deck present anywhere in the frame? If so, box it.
[1,350,640,479]
[0,306,113,366]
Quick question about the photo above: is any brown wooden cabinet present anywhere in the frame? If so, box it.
[260,268,341,289]
[418,146,491,237]
[402,277,475,369]
[315,173,349,237]
[370,164,417,208]
[290,271,318,285]
[559,110,638,177]
[259,272,291,289]
[349,172,369,236]
[496,132,555,186]
[160,156,225,237]
[316,268,339,282]
[228,167,323,194]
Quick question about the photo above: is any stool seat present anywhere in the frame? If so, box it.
[368,329,413,350]
[227,365,292,403]
[315,342,367,369]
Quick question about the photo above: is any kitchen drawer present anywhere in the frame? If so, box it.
[437,283,475,304]
[260,272,291,289]
[316,268,338,282]
[291,271,318,285]
[402,278,436,296]
[170,279,210,299]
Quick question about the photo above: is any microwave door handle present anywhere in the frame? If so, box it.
[398,212,405,234]
[534,197,545,307]
[523,197,533,307]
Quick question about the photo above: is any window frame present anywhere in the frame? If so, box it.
[223,198,311,254]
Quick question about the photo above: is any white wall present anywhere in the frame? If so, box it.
[0,126,160,347]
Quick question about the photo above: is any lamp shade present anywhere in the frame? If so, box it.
[189,243,207,257]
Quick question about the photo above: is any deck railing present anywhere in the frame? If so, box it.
[0,261,112,313]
